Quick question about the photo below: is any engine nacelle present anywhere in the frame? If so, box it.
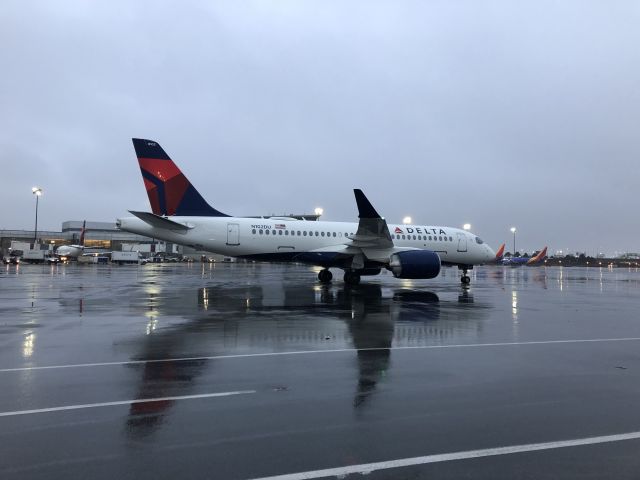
[389,250,441,279]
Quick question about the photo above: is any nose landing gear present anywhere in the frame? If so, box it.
[459,265,472,284]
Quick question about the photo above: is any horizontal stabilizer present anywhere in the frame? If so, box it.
[128,211,192,232]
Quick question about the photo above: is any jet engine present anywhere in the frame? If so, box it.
[388,250,441,279]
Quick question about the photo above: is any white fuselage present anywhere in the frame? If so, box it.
[117,216,495,267]
[56,245,84,258]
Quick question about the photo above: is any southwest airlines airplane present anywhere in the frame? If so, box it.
[117,139,496,285]
[500,247,548,266]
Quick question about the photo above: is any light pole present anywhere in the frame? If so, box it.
[403,216,412,225]
[314,207,323,218]
[463,223,471,231]
[510,227,517,256]
[32,187,43,244]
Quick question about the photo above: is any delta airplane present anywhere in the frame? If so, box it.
[56,220,87,259]
[500,247,548,266]
[117,139,496,285]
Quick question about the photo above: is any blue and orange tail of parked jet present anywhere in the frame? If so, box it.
[132,138,228,217]
[500,246,548,266]
[494,243,505,262]
[526,246,548,265]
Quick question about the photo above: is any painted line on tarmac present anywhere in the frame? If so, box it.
[0,390,255,417]
[3,336,640,373]
[247,430,640,480]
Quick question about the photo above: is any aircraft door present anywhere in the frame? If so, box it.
[456,232,467,252]
[226,223,240,246]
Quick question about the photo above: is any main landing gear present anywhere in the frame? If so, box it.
[318,269,333,284]
[318,269,362,285]
[343,270,361,286]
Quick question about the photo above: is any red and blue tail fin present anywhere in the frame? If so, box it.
[495,243,505,261]
[132,138,228,217]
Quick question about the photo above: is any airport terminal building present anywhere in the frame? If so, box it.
[0,221,178,257]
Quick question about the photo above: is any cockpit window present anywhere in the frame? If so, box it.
[475,236,484,244]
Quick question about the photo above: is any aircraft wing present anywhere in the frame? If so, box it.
[348,189,394,249]
[304,190,401,269]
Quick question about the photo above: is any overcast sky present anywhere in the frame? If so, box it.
[1,1,639,255]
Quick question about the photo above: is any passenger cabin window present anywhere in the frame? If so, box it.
[259,229,263,235]
[252,229,256,234]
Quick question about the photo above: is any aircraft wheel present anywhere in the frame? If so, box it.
[318,269,333,283]
[461,275,471,284]
[344,271,361,285]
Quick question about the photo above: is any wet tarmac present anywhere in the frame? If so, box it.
[1,262,640,479]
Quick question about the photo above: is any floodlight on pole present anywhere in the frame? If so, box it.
[510,227,517,255]
[314,207,323,217]
[32,187,43,244]
[463,223,471,231]
[402,216,412,225]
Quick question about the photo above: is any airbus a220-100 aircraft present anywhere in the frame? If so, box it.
[117,139,496,285]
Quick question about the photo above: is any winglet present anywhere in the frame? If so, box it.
[354,189,382,219]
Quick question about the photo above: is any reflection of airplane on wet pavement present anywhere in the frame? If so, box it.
[120,282,488,434]
[118,139,496,285]
[501,247,548,266]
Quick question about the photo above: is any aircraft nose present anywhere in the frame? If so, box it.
[486,244,496,260]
